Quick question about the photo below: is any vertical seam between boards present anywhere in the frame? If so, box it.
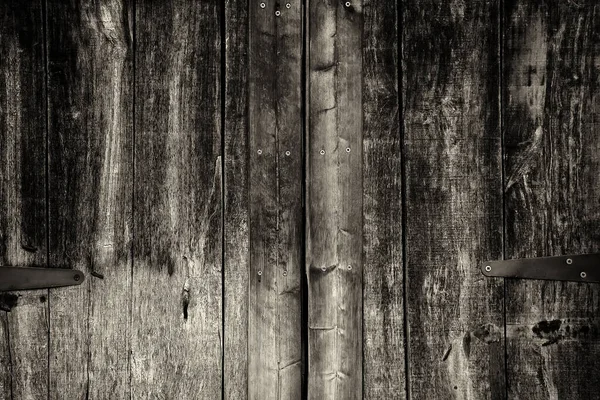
[398,0,411,398]
[42,0,50,398]
[499,0,509,398]
[130,0,136,398]
[220,0,226,399]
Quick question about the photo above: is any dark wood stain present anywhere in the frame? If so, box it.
[133,0,222,398]
[362,0,405,398]
[2,1,600,398]
[403,0,505,398]
[0,1,48,399]
[504,1,600,398]
[46,0,133,397]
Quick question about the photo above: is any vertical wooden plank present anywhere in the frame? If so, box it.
[504,1,600,398]
[307,0,363,398]
[248,1,303,398]
[403,0,505,398]
[132,0,222,398]
[0,2,47,399]
[362,0,404,398]
[224,0,249,398]
[46,0,133,397]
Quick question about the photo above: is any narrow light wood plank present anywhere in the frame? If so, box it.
[0,2,48,399]
[132,0,222,398]
[224,0,249,398]
[503,2,600,398]
[403,0,505,398]
[307,1,363,398]
[248,1,303,398]
[362,1,405,398]
[46,0,133,398]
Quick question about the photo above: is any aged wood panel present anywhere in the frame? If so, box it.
[307,1,363,398]
[0,2,47,399]
[503,1,600,398]
[224,0,249,398]
[362,1,404,398]
[46,0,133,398]
[132,0,222,398]
[403,0,505,398]
[248,1,304,398]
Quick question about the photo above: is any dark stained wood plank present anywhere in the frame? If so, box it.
[248,1,303,398]
[362,0,404,398]
[403,0,505,398]
[46,0,133,397]
[0,2,48,399]
[224,0,249,398]
[503,1,600,398]
[132,0,222,398]
[307,1,363,398]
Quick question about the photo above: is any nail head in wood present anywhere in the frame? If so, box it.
[320,149,325,155]
[581,271,587,278]
[286,3,291,8]
[260,2,266,8]
[275,10,281,16]
[346,147,351,153]
[258,270,262,276]
[285,150,291,156]
[345,1,351,7]
[257,149,262,155]
[485,265,492,272]
[567,258,573,265]
[283,271,287,276]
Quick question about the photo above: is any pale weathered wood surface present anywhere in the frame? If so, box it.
[307,0,363,398]
[403,0,505,398]
[248,1,303,398]
[46,0,133,398]
[503,1,600,398]
[0,2,48,399]
[362,1,405,398]
[224,0,249,398]
[132,0,222,398]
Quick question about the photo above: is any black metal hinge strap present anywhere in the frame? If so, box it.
[481,254,600,283]
[0,266,85,291]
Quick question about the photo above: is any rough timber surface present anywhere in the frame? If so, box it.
[503,1,600,398]
[307,0,364,398]
[403,0,505,398]
[248,1,304,398]
[132,0,222,398]
[0,1,47,399]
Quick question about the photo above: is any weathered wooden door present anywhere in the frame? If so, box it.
[1,0,600,399]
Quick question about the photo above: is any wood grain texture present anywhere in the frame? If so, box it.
[224,0,249,398]
[132,0,222,398]
[248,1,303,398]
[403,0,505,398]
[503,1,600,398]
[0,2,48,399]
[46,0,133,397]
[362,0,404,398]
[307,1,363,398]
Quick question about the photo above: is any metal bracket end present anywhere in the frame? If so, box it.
[481,253,600,283]
[0,267,85,292]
